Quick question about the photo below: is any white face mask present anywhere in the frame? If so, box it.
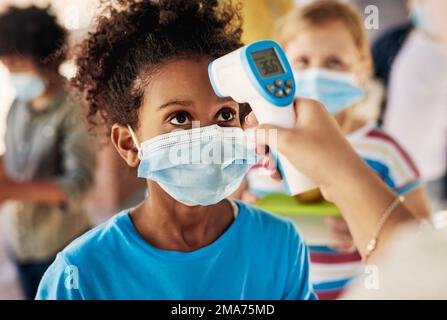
[9,72,45,102]
[128,124,258,206]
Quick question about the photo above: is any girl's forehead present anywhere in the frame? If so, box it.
[146,59,211,88]
[286,23,359,56]
[141,58,233,108]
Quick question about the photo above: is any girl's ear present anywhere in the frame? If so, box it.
[111,124,140,168]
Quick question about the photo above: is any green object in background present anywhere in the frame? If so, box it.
[254,194,341,217]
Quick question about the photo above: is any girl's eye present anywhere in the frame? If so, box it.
[169,112,191,125]
[326,57,344,70]
[293,56,309,69]
[216,108,236,122]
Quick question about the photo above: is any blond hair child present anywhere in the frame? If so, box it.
[246,0,431,300]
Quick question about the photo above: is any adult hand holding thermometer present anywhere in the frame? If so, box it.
[209,40,316,195]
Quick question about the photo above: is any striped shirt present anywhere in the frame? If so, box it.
[310,123,421,300]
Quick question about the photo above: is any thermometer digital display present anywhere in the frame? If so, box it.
[251,48,286,78]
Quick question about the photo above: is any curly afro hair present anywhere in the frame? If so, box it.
[72,0,244,131]
[0,6,67,70]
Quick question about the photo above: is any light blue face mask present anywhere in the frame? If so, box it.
[295,68,365,114]
[9,72,46,102]
[129,124,257,206]
[411,5,432,34]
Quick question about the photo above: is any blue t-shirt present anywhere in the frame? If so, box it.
[36,201,316,300]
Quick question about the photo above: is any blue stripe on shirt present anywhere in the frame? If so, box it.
[363,158,396,189]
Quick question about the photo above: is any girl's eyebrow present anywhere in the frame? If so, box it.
[158,98,235,110]
[158,100,193,110]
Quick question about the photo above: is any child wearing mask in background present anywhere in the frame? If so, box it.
[0,7,95,299]
[245,0,431,300]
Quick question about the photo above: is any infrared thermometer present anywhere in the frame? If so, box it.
[209,40,315,195]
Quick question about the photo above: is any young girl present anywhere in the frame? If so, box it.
[36,0,315,300]
[277,0,431,299]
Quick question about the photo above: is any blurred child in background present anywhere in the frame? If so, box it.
[281,0,431,299]
[245,0,431,300]
[0,6,95,299]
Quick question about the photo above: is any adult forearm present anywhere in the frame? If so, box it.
[321,153,413,260]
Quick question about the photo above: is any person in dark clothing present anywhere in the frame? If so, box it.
[371,23,413,123]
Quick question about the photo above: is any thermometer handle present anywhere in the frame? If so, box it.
[250,99,316,195]
[275,151,316,195]
[250,99,296,128]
